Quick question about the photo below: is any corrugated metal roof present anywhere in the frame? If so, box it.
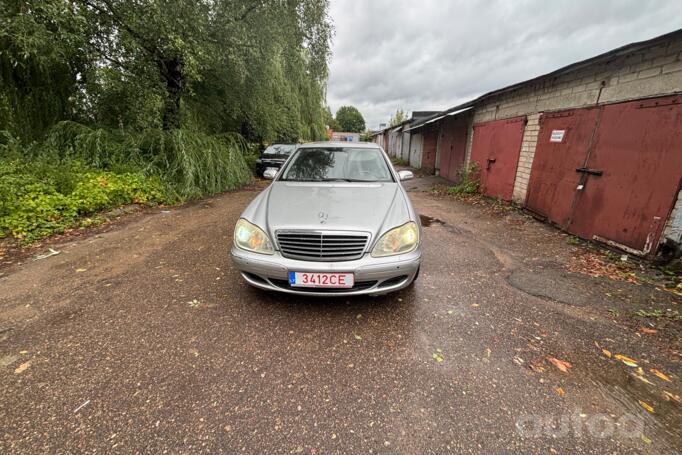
[407,28,682,130]
[406,107,472,131]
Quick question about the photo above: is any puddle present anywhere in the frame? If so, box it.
[419,214,445,227]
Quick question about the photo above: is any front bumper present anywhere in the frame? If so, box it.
[255,160,285,176]
[230,246,421,296]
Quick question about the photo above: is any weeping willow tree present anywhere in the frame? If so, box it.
[1,0,332,142]
[0,0,88,141]
[77,0,332,141]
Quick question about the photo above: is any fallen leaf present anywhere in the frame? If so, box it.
[662,391,681,404]
[641,434,652,444]
[548,357,572,373]
[432,352,444,363]
[650,369,671,383]
[639,327,657,334]
[638,400,654,413]
[14,361,31,374]
[75,268,87,273]
[447,310,454,315]
[353,333,362,340]
[513,356,524,365]
[554,387,565,397]
[614,354,638,367]
[631,372,653,386]
[529,363,546,373]
[601,349,612,358]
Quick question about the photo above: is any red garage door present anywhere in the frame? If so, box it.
[438,116,469,182]
[525,107,600,226]
[470,116,526,201]
[527,95,682,255]
[421,126,438,174]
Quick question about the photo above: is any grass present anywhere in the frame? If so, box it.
[391,156,409,166]
[634,308,682,320]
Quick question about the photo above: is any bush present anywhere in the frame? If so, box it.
[39,122,253,198]
[0,159,167,242]
[0,124,253,243]
[242,142,261,174]
[132,129,252,199]
[448,163,480,195]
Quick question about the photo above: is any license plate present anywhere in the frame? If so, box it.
[289,271,354,288]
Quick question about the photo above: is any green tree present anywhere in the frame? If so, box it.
[389,108,407,126]
[0,0,89,140]
[1,0,333,142]
[335,105,365,133]
[78,0,332,137]
[323,106,340,131]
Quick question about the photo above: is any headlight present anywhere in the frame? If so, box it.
[234,219,274,254]
[371,221,419,257]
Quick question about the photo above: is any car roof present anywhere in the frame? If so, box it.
[298,141,380,149]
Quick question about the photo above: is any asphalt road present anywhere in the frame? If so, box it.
[1,178,681,454]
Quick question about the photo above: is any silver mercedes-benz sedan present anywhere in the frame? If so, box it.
[230,141,422,296]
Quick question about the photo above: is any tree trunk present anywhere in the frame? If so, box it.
[162,58,183,130]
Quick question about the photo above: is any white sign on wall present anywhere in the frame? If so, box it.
[550,130,566,142]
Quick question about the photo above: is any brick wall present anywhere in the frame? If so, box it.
[512,113,541,203]
[470,38,682,127]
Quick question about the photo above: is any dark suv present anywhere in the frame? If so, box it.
[255,144,297,177]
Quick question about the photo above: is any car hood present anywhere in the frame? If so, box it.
[241,181,413,244]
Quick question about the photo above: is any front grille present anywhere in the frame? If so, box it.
[276,231,370,262]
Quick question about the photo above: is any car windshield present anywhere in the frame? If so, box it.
[263,144,296,155]
[280,147,393,182]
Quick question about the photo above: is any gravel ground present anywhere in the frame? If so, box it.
[1,177,680,454]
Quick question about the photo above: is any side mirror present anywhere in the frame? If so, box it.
[398,170,414,181]
[263,168,278,180]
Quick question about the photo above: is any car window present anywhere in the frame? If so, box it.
[263,144,296,155]
[280,148,393,182]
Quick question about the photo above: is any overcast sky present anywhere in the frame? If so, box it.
[326,0,682,129]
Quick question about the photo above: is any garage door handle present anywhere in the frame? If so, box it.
[575,167,603,176]
[487,158,496,169]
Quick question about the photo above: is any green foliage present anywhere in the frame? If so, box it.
[39,122,253,199]
[335,106,366,133]
[389,108,408,127]
[0,0,332,242]
[0,122,253,242]
[132,129,252,199]
[448,163,481,195]
[242,143,261,174]
[323,106,340,131]
[0,159,166,242]
[1,1,332,142]
[0,0,89,141]
[391,156,409,166]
